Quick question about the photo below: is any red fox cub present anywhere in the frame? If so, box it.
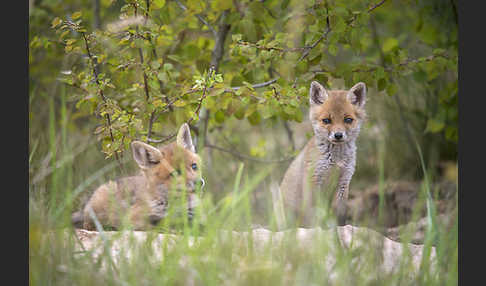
[72,123,205,230]
[276,81,367,228]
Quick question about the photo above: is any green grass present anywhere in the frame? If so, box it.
[29,90,457,285]
[29,151,457,285]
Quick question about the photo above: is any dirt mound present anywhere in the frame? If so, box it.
[346,180,457,243]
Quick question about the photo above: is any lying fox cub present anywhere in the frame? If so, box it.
[276,81,367,228]
[72,123,205,230]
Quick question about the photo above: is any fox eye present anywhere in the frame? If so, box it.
[191,163,198,171]
[344,118,353,124]
[322,118,331,124]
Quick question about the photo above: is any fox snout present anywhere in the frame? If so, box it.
[329,130,347,143]
[178,177,205,192]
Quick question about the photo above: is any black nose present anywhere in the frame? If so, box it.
[334,132,343,140]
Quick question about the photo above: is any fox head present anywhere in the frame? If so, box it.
[130,123,205,194]
[309,81,367,145]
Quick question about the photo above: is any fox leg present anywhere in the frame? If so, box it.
[334,164,355,226]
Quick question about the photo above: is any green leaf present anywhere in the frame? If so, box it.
[51,17,62,28]
[173,100,187,107]
[152,99,166,108]
[294,108,303,122]
[445,126,458,142]
[425,118,445,133]
[211,0,233,11]
[71,11,82,20]
[234,105,246,120]
[382,38,398,53]
[375,67,385,80]
[247,111,261,125]
[328,44,338,56]
[333,18,346,34]
[232,34,243,42]
[214,110,225,123]
[377,78,387,91]
[153,0,166,9]
[151,60,161,69]
[259,105,273,119]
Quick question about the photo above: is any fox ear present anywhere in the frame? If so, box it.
[347,82,366,108]
[131,141,163,169]
[309,81,329,106]
[176,123,195,153]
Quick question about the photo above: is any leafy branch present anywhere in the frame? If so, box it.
[173,0,217,36]
[58,18,122,164]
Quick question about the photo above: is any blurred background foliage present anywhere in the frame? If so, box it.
[29,0,457,222]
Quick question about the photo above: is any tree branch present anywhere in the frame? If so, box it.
[368,0,387,13]
[173,0,217,36]
[92,0,101,30]
[210,10,231,72]
[147,132,177,143]
[187,67,213,125]
[309,53,449,75]
[231,77,279,91]
[80,31,121,164]
[298,10,331,62]
[205,143,295,163]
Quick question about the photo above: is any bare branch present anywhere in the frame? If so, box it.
[298,10,331,62]
[368,0,387,13]
[147,132,177,143]
[210,10,231,72]
[282,121,295,151]
[205,143,295,163]
[348,0,388,26]
[309,53,450,75]
[146,96,180,142]
[132,3,157,143]
[237,1,387,64]
[231,77,279,91]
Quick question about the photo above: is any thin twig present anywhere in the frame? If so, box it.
[368,0,387,13]
[80,31,121,164]
[210,10,231,72]
[147,132,177,143]
[132,3,157,144]
[173,0,217,36]
[138,0,175,141]
[188,67,213,125]
[231,77,279,91]
[309,53,450,75]
[298,10,331,62]
[348,0,388,26]
[32,139,95,185]
[237,0,387,64]
[282,121,295,151]
[205,143,294,163]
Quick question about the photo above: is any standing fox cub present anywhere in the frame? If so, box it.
[72,123,205,230]
[276,81,367,228]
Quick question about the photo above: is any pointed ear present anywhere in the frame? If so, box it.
[309,81,329,106]
[176,123,195,153]
[347,82,366,108]
[131,141,163,169]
